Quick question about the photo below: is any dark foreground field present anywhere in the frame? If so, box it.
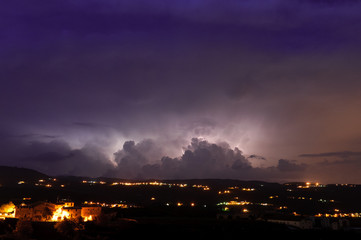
[123,218,361,240]
[2,217,361,240]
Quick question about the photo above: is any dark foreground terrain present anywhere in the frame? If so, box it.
[2,216,361,240]
[2,166,361,239]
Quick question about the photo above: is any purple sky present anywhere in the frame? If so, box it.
[1,0,361,183]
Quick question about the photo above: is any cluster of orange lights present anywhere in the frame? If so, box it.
[192,185,210,190]
[175,202,196,207]
[17,178,64,188]
[109,181,188,188]
[83,201,134,208]
[242,188,255,191]
[81,180,214,190]
[218,201,251,206]
[218,187,255,195]
[218,190,231,194]
[315,209,361,218]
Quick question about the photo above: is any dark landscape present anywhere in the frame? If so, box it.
[1,166,361,239]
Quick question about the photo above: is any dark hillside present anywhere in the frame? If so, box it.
[0,166,48,186]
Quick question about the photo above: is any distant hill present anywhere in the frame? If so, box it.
[0,165,282,188]
[0,166,49,186]
[55,176,282,188]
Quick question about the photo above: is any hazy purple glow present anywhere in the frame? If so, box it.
[1,0,361,183]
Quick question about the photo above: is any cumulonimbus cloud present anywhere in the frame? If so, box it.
[106,138,307,181]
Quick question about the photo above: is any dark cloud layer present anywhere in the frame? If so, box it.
[300,151,361,158]
[1,0,361,182]
[0,136,112,177]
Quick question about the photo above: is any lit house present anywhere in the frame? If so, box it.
[15,201,101,222]
[81,205,102,221]
[0,202,16,220]
[15,202,57,221]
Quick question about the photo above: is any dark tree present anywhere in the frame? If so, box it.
[42,206,53,221]
[54,219,76,239]
[14,219,33,239]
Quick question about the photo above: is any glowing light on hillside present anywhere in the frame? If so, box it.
[242,188,255,191]
[0,202,15,219]
[84,215,93,222]
[52,206,70,221]
[217,201,250,206]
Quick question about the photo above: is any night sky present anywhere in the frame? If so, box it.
[2,0,361,183]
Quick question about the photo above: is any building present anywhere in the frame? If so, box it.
[63,207,82,220]
[14,201,101,222]
[313,217,350,230]
[15,202,57,221]
[330,218,350,230]
[81,205,102,221]
[0,202,15,220]
[267,216,314,229]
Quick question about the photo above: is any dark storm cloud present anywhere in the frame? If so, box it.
[247,155,266,161]
[0,131,113,177]
[106,138,306,182]
[300,151,361,158]
[277,159,307,172]
[1,0,361,182]
[8,133,60,140]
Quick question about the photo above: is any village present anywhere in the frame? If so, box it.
[0,200,102,223]
[0,199,357,231]
[1,178,361,233]
[2,169,361,240]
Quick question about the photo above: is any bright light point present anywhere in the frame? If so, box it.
[52,206,70,221]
